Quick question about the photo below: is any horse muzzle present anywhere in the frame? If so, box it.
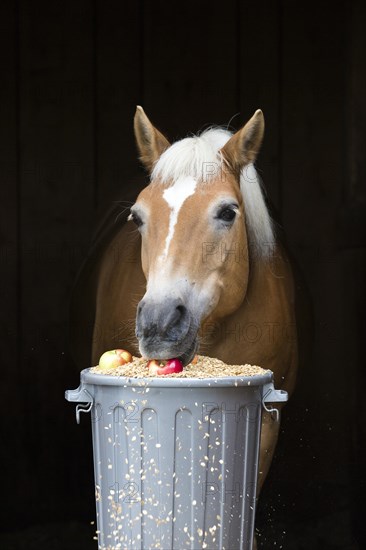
[136,297,198,366]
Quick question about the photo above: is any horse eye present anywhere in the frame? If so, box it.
[128,211,143,228]
[217,207,237,223]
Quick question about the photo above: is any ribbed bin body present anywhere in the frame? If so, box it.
[67,368,281,550]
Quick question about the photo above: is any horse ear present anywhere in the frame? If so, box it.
[221,109,265,170]
[134,106,170,172]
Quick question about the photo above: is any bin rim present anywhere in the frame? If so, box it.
[80,367,274,389]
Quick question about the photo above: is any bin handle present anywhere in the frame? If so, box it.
[262,383,288,422]
[65,385,94,425]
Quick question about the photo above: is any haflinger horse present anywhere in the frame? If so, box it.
[90,106,298,540]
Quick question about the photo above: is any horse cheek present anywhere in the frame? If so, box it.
[218,243,249,315]
[140,241,150,279]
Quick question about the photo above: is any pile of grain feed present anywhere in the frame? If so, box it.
[91,354,268,378]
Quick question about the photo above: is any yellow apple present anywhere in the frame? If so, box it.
[98,349,133,370]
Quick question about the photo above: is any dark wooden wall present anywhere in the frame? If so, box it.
[1,1,365,548]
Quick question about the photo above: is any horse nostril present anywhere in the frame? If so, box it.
[137,301,145,317]
[136,298,190,342]
[176,304,187,317]
[171,304,187,325]
[158,303,187,334]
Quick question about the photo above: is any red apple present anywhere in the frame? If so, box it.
[98,349,133,370]
[147,358,183,375]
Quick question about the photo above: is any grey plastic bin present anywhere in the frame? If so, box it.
[66,368,287,550]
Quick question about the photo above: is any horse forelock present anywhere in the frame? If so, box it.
[149,127,275,259]
[151,127,231,185]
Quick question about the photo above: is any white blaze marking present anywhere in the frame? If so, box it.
[161,175,197,257]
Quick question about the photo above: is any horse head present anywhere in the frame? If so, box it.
[130,106,273,365]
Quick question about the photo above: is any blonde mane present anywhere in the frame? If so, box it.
[151,128,275,258]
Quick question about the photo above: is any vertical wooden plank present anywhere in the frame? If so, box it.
[143,0,238,136]
[0,0,24,529]
[347,0,366,205]
[95,0,143,206]
[341,250,366,547]
[345,1,366,544]
[0,0,17,386]
[18,0,95,525]
[275,1,355,547]
[240,0,282,210]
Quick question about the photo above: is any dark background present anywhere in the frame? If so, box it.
[1,1,365,549]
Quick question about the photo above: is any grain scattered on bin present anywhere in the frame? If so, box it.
[91,354,269,378]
